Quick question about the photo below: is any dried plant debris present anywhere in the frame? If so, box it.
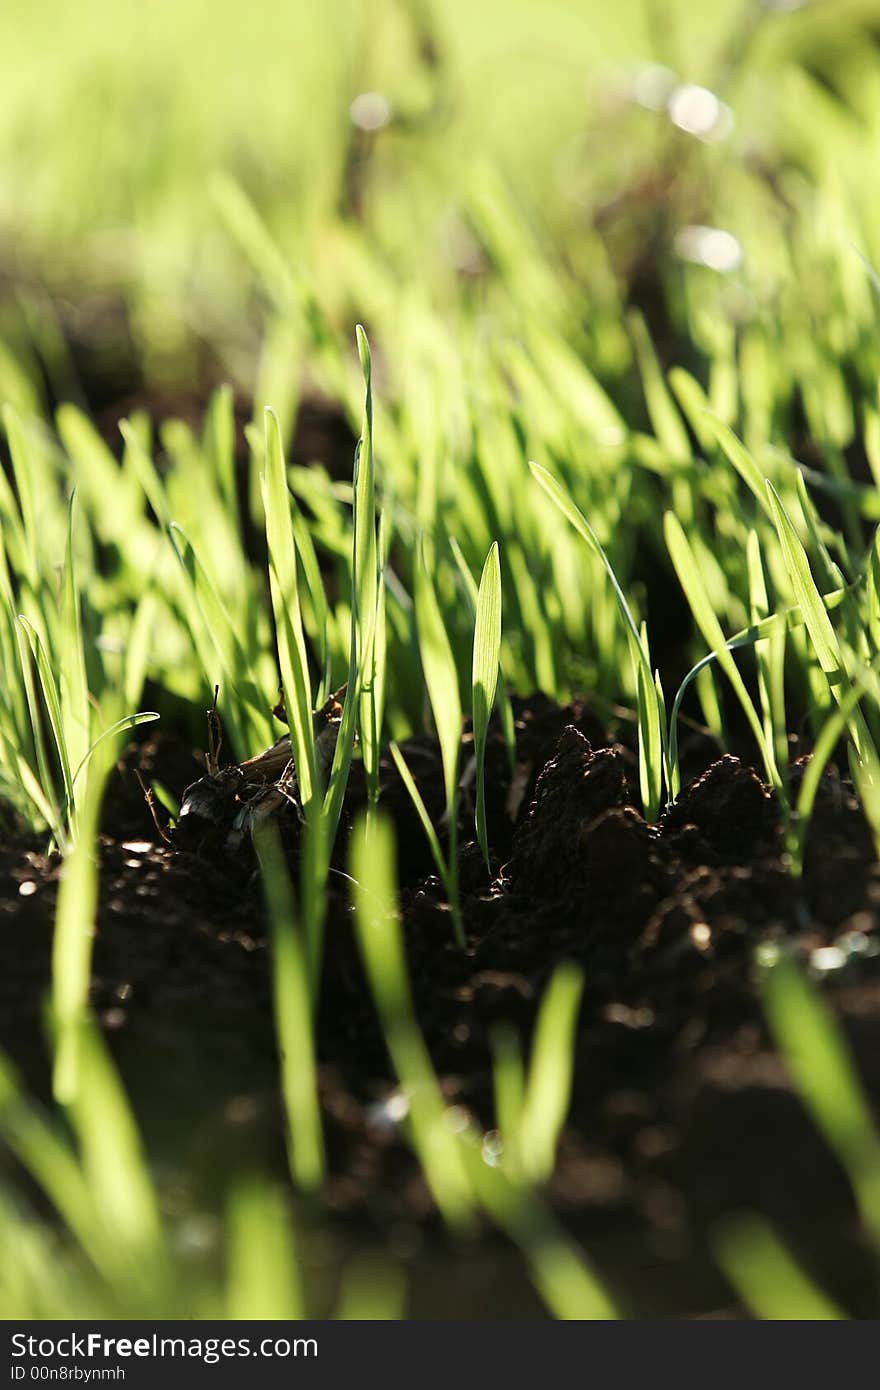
[176,688,344,849]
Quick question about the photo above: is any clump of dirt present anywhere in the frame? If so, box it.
[2,696,880,1318]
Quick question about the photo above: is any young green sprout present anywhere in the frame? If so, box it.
[530,461,664,820]
[472,541,502,869]
[392,537,466,946]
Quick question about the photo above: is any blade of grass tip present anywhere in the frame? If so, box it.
[516,963,583,1183]
[263,408,316,807]
[664,511,782,794]
[70,713,160,792]
[530,461,663,818]
[766,481,871,766]
[253,822,324,1192]
[350,813,472,1226]
[713,1214,846,1319]
[225,1180,304,1320]
[759,950,880,1242]
[472,542,502,868]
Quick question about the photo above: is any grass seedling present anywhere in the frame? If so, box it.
[759,949,880,1244]
[253,822,325,1193]
[664,510,783,797]
[713,1214,845,1320]
[350,813,473,1226]
[487,964,587,1188]
[510,963,584,1184]
[530,461,664,820]
[472,541,502,869]
[225,1180,304,1320]
[462,1144,618,1320]
[393,536,466,945]
[766,481,875,772]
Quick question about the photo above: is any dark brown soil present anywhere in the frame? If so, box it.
[2,695,880,1319]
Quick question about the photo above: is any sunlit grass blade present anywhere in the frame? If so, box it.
[350,814,472,1226]
[66,1023,167,1272]
[766,480,872,767]
[59,496,90,782]
[515,963,583,1183]
[713,1214,846,1319]
[415,538,462,812]
[490,1023,526,1151]
[389,741,462,945]
[664,510,782,794]
[18,616,76,832]
[253,822,324,1192]
[530,460,662,818]
[747,528,788,786]
[354,325,380,803]
[787,676,870,875]
[69,713,159,792]
[472,542,502,867]
[225,1180,304,1320]
[759,951,880,1242]
[704,413,771,512]
[629,310,691,464]
[0,1055,117,1280]
[451,535,516,772]
[263,407,317,796]
[462,1146,618,1319]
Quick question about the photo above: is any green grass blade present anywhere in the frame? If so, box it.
[759,952,880,1243]
[664,511,781,793]
[713,1215,846,1319]
[350,814,473,1226]
[530,461,662,817]
[263,407,316,806]
[766,481,872,766]
[516,963,583,1183]
[254,822,325,1192]
[225,1179,304,1320]
[414,538,462,814]
[472,541,502,867]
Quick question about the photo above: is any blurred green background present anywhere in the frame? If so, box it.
[2,0,879,415]
[4,0,880,1322]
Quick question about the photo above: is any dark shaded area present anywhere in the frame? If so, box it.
[2,696,879,1317]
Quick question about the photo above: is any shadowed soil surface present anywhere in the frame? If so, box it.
[2,694,880,1317]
